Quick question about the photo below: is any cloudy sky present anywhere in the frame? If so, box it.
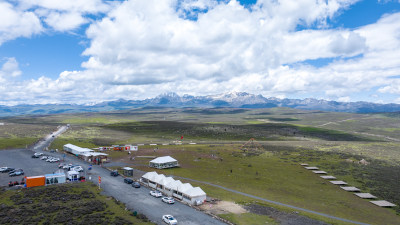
[1,0,400,105]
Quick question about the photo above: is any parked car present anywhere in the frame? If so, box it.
[124,178,133,184]
[63,164,73,170]
[0,167,9,172]
[41,156,48,160]
[150,190,162,198]
[132,181,141,188]
[162,215,177,225]
[2,167,14,173]
[32,154,39,158]
[34,152,43,157]
[10,170,24,177]
[161,197,175,204]
[110,170,119,177]
[8,168,19,174]
[73,166,84,172]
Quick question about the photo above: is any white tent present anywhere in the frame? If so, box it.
[149,156,179,169]
[175,183,193,199]
[159,177,175,195]
[182,187,207,205]
[154,174,166,183]
[154,174,166,191]
[142,171,158,188]
[168,180,183,198]
[140,172,206,205]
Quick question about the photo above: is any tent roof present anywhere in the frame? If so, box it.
[81,152,108,157]
[167,180,183,190]
[154,174,166,183]
[150,156,177,164]
[159,177,175,186]
[142,171,158,181]
[64,144,94,153]
[177,183,193,192]
[184,187,206,197]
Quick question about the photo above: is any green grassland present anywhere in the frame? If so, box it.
[3,107,400,224]
[0,182,151,224]
[0,122,58,149]
[128,144,399,225]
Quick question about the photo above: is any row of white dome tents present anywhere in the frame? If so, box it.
[142,171,206,205]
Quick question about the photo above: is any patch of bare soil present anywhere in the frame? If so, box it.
[199,201,247,215]
[244,204,329,225]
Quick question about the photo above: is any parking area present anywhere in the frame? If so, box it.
[0,149,85,187]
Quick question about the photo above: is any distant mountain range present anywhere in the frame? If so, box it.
[1,92,400,117]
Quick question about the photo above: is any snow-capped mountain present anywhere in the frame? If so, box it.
[1,92,400,116]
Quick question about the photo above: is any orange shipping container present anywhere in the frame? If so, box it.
[26,176,45,188]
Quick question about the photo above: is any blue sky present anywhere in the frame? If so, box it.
[0,0,400,105]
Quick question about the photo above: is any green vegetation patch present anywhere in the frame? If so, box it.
[0,183,151,225]
[131,144,399,225]
[104,120,372,142]
[0,122,57,150]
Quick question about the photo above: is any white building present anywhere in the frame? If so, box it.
[67,171,80,181]
[149,156,179,169]
[45,173,66,185]
[64,144,94,156]
[141,171,206,205]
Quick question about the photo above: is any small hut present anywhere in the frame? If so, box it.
[122,167,134,177]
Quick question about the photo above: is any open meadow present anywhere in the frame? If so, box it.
[2,107,400,224]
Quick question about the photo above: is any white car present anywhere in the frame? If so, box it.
[161,197,175,204]
[34,152,43,156]
[46,157,54,162]
[162,215,177,225]
[0,167,8,172]
[40,156,48,160]
[73,166,84,172]
[63,164,73,170]
[150,190,162,198]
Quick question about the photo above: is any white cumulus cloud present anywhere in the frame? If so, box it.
[1,0,400,105]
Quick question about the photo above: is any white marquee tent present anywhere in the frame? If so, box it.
[141,171,206,205]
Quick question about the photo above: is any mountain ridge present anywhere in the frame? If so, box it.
[1,92,400,117]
